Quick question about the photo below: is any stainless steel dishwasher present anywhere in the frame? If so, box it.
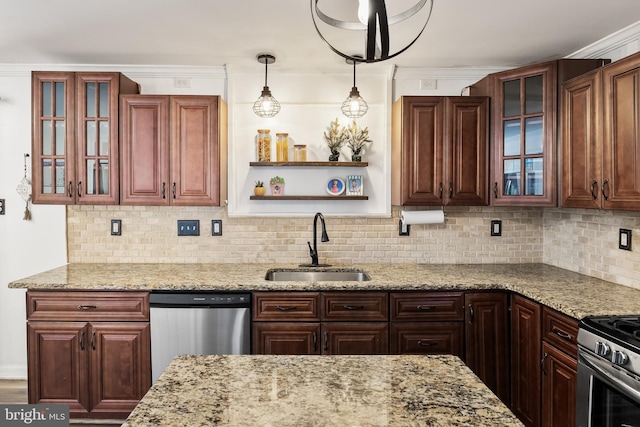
[149,292,251,383]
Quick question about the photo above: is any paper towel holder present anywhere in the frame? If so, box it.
[399,220,411,236]
[398,208,446,236]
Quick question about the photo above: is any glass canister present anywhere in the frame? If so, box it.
[294,144,307,162]
[276,133,289,161]
[256,129,271,162]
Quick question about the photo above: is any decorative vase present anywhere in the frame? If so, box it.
[254,186,266,196]
[270,183,285,196]
[351,148,362,162]
[329,149,340,162]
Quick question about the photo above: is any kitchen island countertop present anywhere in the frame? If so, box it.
[9,262,640,319]
[121,354,523,427]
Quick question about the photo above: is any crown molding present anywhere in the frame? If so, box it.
[566,20,640,59]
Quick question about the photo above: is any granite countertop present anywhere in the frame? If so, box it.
[10,262,640,319]
[122,354,523,427]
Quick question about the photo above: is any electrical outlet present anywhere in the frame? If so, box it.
[212,220,222,236]
[111,219,122,236]
[491,220,502,237]
[619,228,632,251]
[0,199,5,215]
[178,220,200,236]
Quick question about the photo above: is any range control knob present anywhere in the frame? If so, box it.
[594,341,611,357]
[612,350,629,366]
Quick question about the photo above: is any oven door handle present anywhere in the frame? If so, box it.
[580,351,640,403]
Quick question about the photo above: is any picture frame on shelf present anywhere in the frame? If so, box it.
[346,175,363,196]
[326,178,345,196]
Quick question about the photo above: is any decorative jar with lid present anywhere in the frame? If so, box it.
[256,129,271,162]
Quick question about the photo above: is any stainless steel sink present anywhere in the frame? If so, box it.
[265,269,370,282]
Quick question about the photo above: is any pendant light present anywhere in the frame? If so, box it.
[341,57,368,118]
[253,53,281,118]
[311,0,434,63]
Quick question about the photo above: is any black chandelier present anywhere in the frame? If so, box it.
[311,0,434,63]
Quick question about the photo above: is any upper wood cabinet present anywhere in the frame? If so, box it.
[392,96,489,206]
[31,72,139,204]
[470,59,607,206]
[562,51,640,210]
[120,95,227,206]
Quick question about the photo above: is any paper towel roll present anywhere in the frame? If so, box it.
[400,210,445,225]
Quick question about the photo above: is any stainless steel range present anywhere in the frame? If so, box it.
[577,315,640,427]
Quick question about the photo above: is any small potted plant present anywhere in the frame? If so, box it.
[269,176,285,196]
[346,120,372,162]
[254,180,265,196]
[324,118,348,161]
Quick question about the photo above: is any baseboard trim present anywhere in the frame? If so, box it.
[0,365,28,380]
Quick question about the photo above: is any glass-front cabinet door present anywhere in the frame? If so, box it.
[32,72,76,204]
[492,64,555,206]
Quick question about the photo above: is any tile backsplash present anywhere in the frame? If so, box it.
[67,205,640,290]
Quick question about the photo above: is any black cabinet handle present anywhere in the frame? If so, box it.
[417,305,436,311]
[468,304,474,323]
[77,181,82,198]
[343,305,364,310]
[79,329,85,350]
[541,352,549,375]
[417,340,436,347]
[172,182,176,199]
[91,331,96,350]
[552,327,572,341]
[590,179,598,200]
[276,305,297,311]
[323,331,328,352]
[68,181,73,198]
[161,182,166,199]
[439,182,443,199]
[78,305,97,310]
[601,178,609,201]
[449,182,453,199]
[312,332,317,352]
[493,182,499,199]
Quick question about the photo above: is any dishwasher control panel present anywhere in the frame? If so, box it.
[150,292,251,307]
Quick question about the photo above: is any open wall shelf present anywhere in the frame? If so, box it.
[250,195,368,201]
[250,161,368,167]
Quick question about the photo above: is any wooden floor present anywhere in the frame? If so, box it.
[0,380,122,426]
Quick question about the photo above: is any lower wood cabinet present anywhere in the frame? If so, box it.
[252,292,388,355]
[26,291,151,419]
[465,292,510,404]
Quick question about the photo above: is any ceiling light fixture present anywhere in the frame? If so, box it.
[311,0,434,63]
[253,53,281,118]
[341,56,368,118]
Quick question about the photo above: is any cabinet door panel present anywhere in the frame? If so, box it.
[446,97,489,206]
[541,342,577,427]
[510,295,541,427]
[390,321,463,356]
[602,58,640,210]
[321,322,388,355]
[465,292,509,404]
[170,96,220,206]
[252,322,320,355]
[27,322,90,414]
[90,322,151,418]
[120,95,170,205]
[561,70,602,208]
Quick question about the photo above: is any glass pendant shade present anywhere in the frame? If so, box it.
[253,54,281,118]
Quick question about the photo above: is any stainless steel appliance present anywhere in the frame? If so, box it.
[149,292,251,383]
[577,315,640,426]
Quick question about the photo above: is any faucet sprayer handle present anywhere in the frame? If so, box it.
[307,241,314,255]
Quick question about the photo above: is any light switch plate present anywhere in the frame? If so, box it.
[212,220,222,236]
[491,220,502,237]
[111,219,122,236]
[619,228,632,251]
[178,220,200,236]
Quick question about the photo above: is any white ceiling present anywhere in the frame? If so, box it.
[2,0,640,73]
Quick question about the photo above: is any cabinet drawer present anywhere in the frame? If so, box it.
[390,322,463,356]
[390,292,464,321]
[542,307,578,357]
[321,292,388,321]
[26,291,149,321]
[253,292,320,321]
